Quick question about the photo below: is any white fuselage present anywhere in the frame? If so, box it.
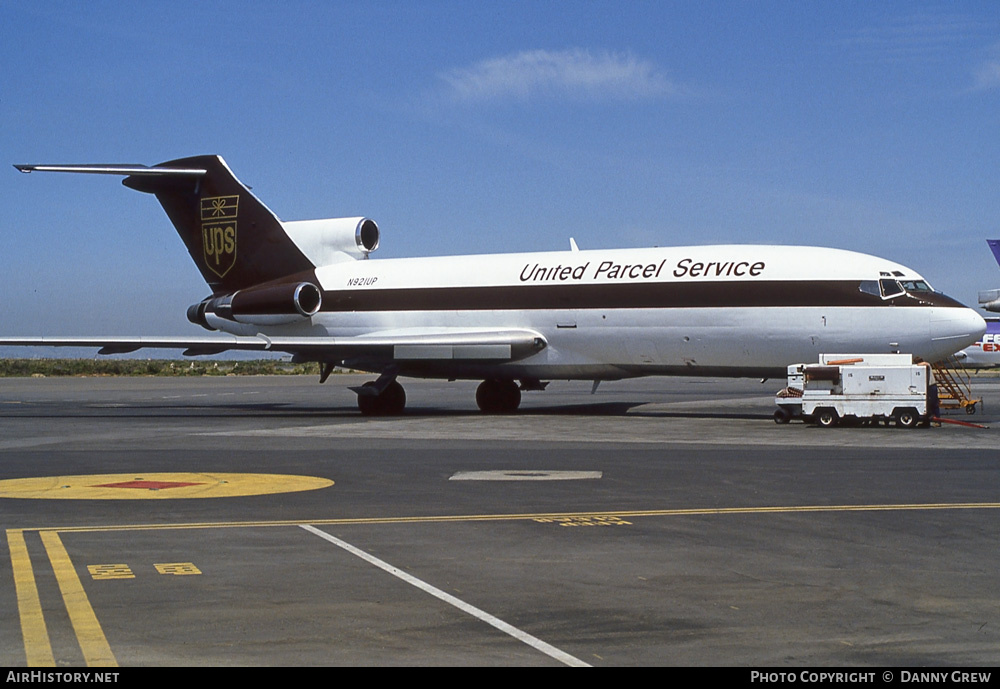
[210,244,986,380]
[956,318,1000,369]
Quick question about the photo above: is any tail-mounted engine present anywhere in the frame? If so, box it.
[188,281,323,329]
[282,217,379,265]
[979,289,1000,313]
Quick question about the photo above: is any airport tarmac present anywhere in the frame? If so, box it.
[2,373,999,667]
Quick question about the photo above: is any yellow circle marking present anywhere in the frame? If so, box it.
[0,473,333,500]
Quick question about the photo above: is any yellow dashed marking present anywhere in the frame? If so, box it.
[0,473,333,500]
[534,515,632,527]
[155,562,201,575]
[87,564,134,580]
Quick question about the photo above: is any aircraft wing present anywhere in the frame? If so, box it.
[0,329,547,362]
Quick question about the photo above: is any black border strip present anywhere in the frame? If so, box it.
[318,280,961,313]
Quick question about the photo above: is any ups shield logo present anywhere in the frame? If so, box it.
[200,195,238,278]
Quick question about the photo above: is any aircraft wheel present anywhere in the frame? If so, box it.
[357,383,380,416]
[357,381,406,416]
[476,379,521,414]
[380,381,406,415]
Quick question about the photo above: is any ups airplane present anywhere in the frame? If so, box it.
[5,155,986,414]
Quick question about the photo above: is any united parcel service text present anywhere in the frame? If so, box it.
[519,258,766,282]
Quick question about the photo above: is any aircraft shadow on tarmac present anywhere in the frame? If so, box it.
[0,399,767,420]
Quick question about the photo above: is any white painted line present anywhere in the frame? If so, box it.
[0,437,76,450]
[450,470,602,481]
[299,524,590,667]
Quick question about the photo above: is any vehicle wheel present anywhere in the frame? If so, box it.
[774,409,791,424]
[816,409,838,428]
[966,404,977,415]
[895,408,918,429]
[476,379,521,413]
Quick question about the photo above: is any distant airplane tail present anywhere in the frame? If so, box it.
[988,239,1000,268]
[978,240,1000,312]
[16,155,316,293]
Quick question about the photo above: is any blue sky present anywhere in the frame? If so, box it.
[2,1,999,340]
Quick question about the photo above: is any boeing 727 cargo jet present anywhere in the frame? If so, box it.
[4,156,986,414]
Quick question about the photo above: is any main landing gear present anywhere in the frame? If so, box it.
[350,369,407,416]
[475,379,521,414]
[350,374,527,415]
[356,380,406,416]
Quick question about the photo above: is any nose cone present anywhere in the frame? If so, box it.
[929,308,987,361]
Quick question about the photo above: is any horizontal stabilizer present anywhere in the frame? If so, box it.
[15,155,316,293]
[14,164,206,177]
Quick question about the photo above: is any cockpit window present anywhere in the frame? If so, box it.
[859,280,880,297]
[900,280,933,292]
[862,278,935,299]
[879,278,905,299]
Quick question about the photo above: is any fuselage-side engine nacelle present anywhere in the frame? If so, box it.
[188,281,323,329]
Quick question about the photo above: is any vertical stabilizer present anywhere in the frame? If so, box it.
[122,155,315,292]
[987,239,1000,269]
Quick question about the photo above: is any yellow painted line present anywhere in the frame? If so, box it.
[25,500,1000,535]
[39,531,117,667]
[6,530,55,667]
[0,472,333,500]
